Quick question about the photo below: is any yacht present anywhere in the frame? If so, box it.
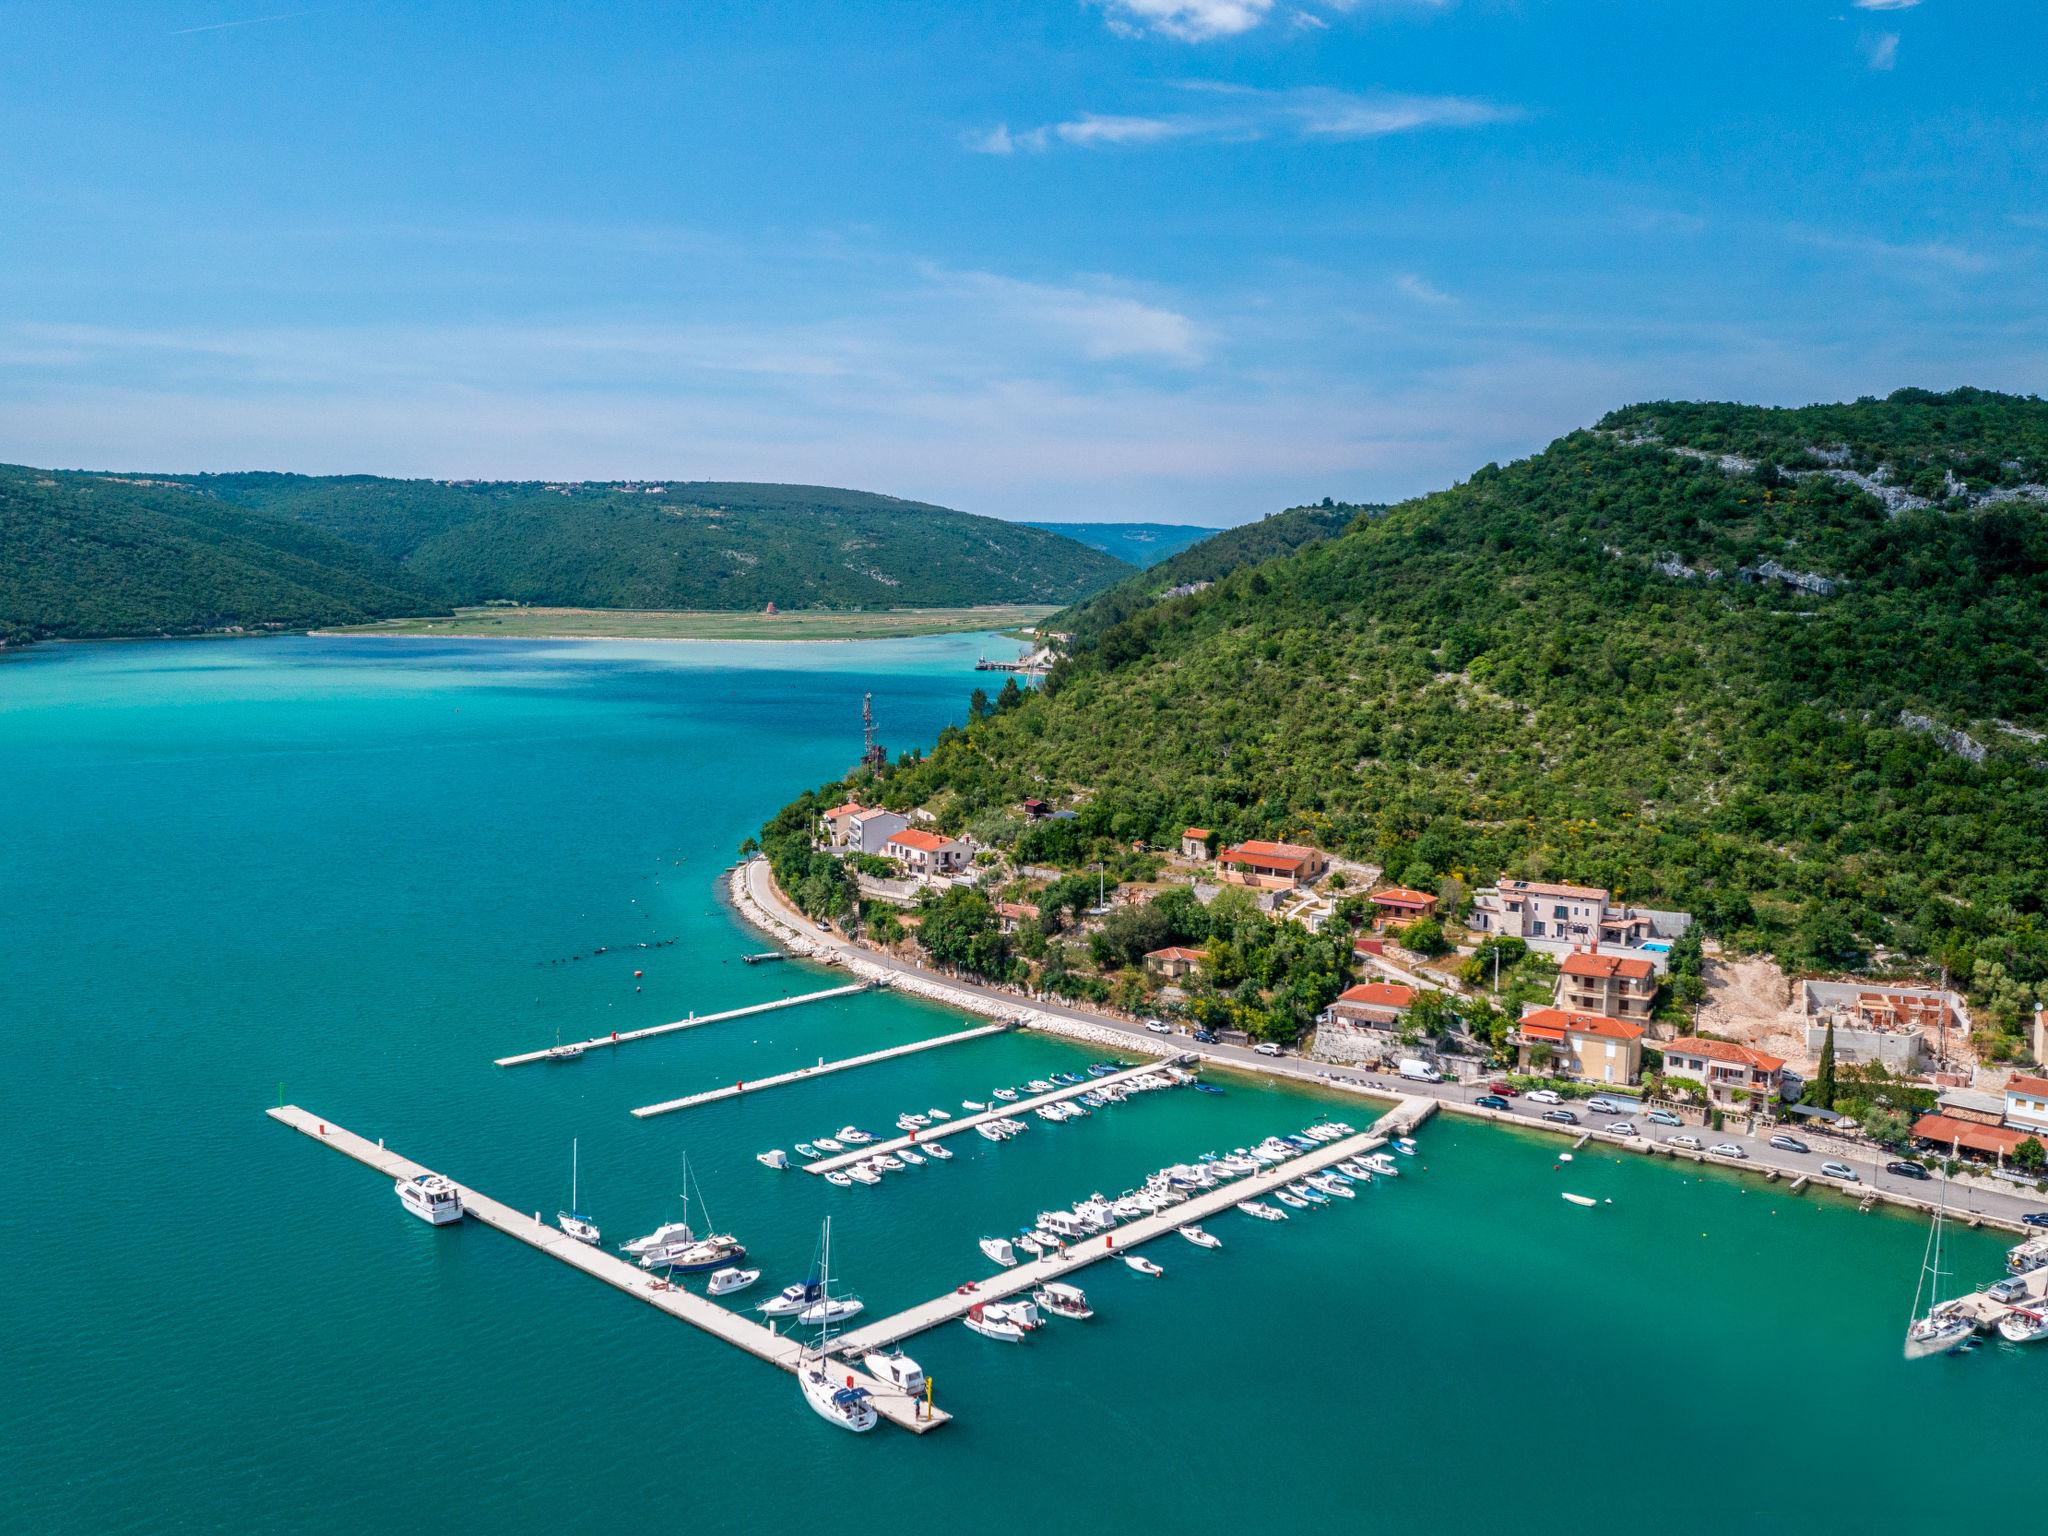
[623,1219,694,1256]
[639,1233,746,1272]
[1906,1172,1976,1360]
[707,1266,760,1297]
[863,1348,926,1396]
[963,1302,1030,1343]
[980,1236,1018,1267]
[797,1218,877,1434]
[1178,1224,1221,1249]
[1236,1200,1284,1222]
[395,1172,464,1225]
[838,1127,875,1145]
[557,1138,600,1246]
[756,1149,789,1170]
[1032,1282,1093,1320]
[924,1143,954,1162]
[1123,1255,1164,1277]
[545,1031,584,1062]
[760,1278,822,1317]
[1997,1307,2046,1344]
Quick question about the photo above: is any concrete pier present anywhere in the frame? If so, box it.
[804,1058,1185,1174]
[266,1104,948,1434]
[630,1021,1012,1118]
[832,1096,1434,1354]
[495,982,870,1068]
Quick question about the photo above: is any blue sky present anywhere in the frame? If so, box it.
[2,1,2041,523]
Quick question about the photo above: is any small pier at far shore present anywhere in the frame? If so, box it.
[495,981,870,1068]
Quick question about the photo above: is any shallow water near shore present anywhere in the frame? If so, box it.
[1,634,2035,1534]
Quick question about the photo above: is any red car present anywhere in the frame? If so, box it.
[1488,1082,1516,1098]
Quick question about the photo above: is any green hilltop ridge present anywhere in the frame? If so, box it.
[0,467,1130,644]
[764,388,2048,1057]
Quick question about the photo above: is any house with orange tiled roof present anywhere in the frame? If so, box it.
[1180,827,1212,861]
[1324,981,1417,1029]
[1143,945,1208,981]
[1218,839,1327,887]
[1511,1007,1645,1085]
[1556,948,1659,1022]
[883,826,970,882]
[1367,886,1437,927]
[1661,1036,1785,1108]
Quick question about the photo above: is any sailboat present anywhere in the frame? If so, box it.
[557,1138,600,1245]
[545,1026,583,1062]
[796,1217,878,1433]
[1903,1170,1975,1359]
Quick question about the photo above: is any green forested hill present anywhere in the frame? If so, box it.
[796,389,2048,1052]
[0,469,1129,642]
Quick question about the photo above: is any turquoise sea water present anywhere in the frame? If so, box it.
[1,635,2035,1534]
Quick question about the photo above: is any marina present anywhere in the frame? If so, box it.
[803,1057,1183,1173]
[493,981,871,1067]
[630,1021,1012,1118]
[265,1104,949,1434]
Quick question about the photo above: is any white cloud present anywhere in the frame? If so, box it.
[931,269,1209,366]
[1395,274,1454,305]
[971,85,1516,155]
[1863,31,1900,70]
[1853,1,1920,11]
[1090,0,1276,41]
[1792,228,1992,275]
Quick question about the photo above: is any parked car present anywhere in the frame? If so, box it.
[1820,1161,1859,1182]
[1487,1081,1516,1097]
[1526,1089,1564,1105]
[1886,1159,1931,1181]
[1474,1094,1511,1111]
[1605,1120,1639,1137]
[1144,1019,1173,1035]
[1192,1029,1217,1044]
[1646,1108,1683,1127]
[1768,1134,1811,1155]
[1586,1096,1626,1115]
[1253,1041,1281,1056]
[1709,1142,1748,1159]
[2023,1212,2048,1229]
[1988,1277,2031,1304]
[1540,1108,1580,1125]
[1667,1134,1704,1151]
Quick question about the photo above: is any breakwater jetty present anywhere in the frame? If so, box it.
[629,1021,1013,1118]
[494,981,870,1067]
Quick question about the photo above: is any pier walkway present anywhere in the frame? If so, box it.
[265,1105,947,1434]
[803,1057,1182,1174]
[833,1096,1435,1355]
[630,1021,1012,1119]
[495,982,870,1068]
[1943,1259,2048,1331]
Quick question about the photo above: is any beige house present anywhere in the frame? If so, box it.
[825,802,911,855]
[1661,1037,1784,1107]
[993,900,1041,935]
[1511,1007,1644,1085]
[883,828,970,882]
[1219,840,1327,887]
[1470,879,1609,945]
[2005,1074,2048,1137]
[1180,827,1212,861]
[1556,950,1658,1023]
[1324,982,1417,1029]
[1144,945,1208,981]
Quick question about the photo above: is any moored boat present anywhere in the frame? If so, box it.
[1032,1282,1093,1319]
[963,1302,1030,1342]
[395,1171,464,1225]
[556,1137,601,1245]
[757,1149,789,1170]
[1124,1255,1164,1277]
[924,1142,954,1161]
[707,1265,760,1297]
[1997,1307,2046,1344]
[864,1347,926,1395]
[796,1217,876,1433]
[1178,1224,1221,1249]
[980,1235,1018,1267]
[1236,1200,1284,1221]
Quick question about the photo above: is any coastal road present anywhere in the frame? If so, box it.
[741,859,2048,1233]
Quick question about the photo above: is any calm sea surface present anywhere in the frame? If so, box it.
[0,635,2032,1534]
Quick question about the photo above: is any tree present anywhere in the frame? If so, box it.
[1815,1020,1837,1111]
[968,686,992,723]
[1860,1106,1912,1148]
[2015,1137,2047,1174]
[1402,917,1449,957]
[915,888,1012,980]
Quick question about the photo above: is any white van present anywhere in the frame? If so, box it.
[1396,1058,1443,1084]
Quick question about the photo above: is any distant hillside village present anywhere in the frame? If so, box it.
[775,790,2048,1180]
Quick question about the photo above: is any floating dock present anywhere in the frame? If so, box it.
[265,1105,948,1433]
[803,1057,1182,1173]
[495,982,871,1068]
[630,1021,1013,1119]
[833,1095,1435,1354]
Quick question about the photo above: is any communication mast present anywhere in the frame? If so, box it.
[860,692,886,773]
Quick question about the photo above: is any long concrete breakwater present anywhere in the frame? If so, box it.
[265,1105,948,1433]
[630,1021,1012,1119]
[833,1095,1436,1355]
[495,981,870,1067]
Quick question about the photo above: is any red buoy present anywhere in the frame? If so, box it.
[634,969,643,978]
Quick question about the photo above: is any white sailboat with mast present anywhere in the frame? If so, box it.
[796,1217,877,1433]
[1903,1168,1974,1359]
[556,1137,600,1245]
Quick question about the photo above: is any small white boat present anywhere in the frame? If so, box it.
[707,1266,760,1297]
[557,1138,600,1245]
[1015,1233,1046,1256]
[992,1088,1019,1102]
[798,1295,864,1326]
[838,1126,874,1145]
[1309,1175,1355,1200]
[895,1114,927,1131]
[899,1148,926,1167]
[1393,1137,1419,1156]
[963,1302,1029,1342]
[1275,1191,1308,1210]
[395,1172,464,1225]
[976,1124,1006,1143]
[1562,1192,1597,1208]
[823,1171,852,1188]
[1335,1161,1370,1180]
[794,1143,819,1160]
[814,1137,844,1152]
[546,1041,584,1062]
[1026,1079,1055,1093]
[757,1149,789,1170]
[1124,1255,1164,1277]
[872,1154,904,1171]
[845,1165,880,1186]
[623,1220,693,1256]
[961,1100,987,1111]
[924,1143,954,1161]
[1032,1282,1093,1320]
[1237,1200,1284,1222]
[759,1281,821,1317]
[864,1348,926,1395]
[926,1108,951,1121]
[980,1236,1018,1267]
[1363,1153,1400,1178]
[1178,1224,1221,1249]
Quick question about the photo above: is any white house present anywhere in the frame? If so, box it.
[883,827,971,882]
[2005,1075,2048,1138]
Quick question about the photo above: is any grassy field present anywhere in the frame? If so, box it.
[324,604,1059,642]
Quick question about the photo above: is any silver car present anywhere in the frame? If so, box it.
[1709,1142,1748,1159]
[1605,1120,1639,1137]
[1820,1160,1859,1182]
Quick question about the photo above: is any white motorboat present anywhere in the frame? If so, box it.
[813,1137,844,1152]
[546,1039,584,1063]
[872,1154,905,1171]
[1026,1079,1055,1093]
[823,1171,853,1188]
[756,1149,789,1170]
[961,1100,987,1111]
[963,1302,1029,1343]
[1032,1282,1093,1320]
[895,1114,927,1131]
[798,1295,865,1326]
[1309,1175,1355,1200]
[623,1219,694,1256]
[1178,1224,1221,1249]
[838,1126,874,1145]
[864,1348,926,1395]
[976,1123,1006,1143]
[639,1233,746,1272]
[898,1148,926,1167]
[1335,1160,1370,1180]
[557,1138,601,1245]
[794,1143,819,1160]
[1014,1233,1046,1257]
[759,1279,822,1317]
[845,1164,881,1186]
[924,1143,954,1161]
[1237,1200,1284,1221]
[926,1108,951,1121]
[992,1088,1019,1102]
[1363,1153,1400,1178]
[395,1172,464,1225]
[1997,1307,2046,1344]
[1393,1136,1418,1156]
[980,1236,1017,1267]
[707,1266,760,1297]
[1035,1104,1065,1122]
[797,1218,876,1433]
[1123,1255,1164,1277]
[1274,1191,1308,1210]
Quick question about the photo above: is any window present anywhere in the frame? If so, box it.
[1554,905,1569,919]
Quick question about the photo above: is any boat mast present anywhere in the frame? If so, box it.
[571,1137,579,1216]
